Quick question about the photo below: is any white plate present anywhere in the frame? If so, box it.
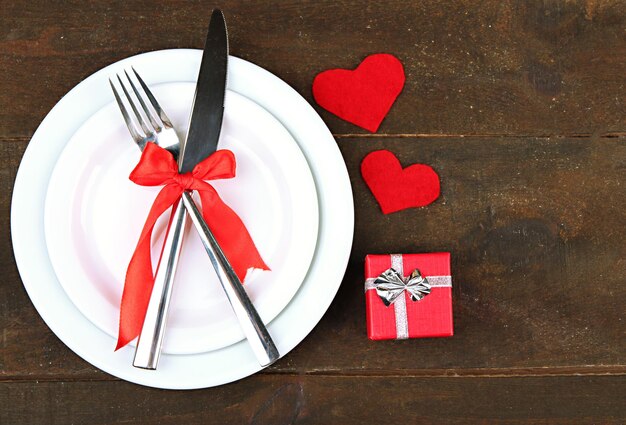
[44,85,319,354]
[11,50,354,389]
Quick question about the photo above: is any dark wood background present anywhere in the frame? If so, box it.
[1,1,625,423]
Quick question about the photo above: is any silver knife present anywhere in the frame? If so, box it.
[133,9,279,369]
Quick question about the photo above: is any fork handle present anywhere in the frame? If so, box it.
[133,199,187,370]
[181,191,280,367]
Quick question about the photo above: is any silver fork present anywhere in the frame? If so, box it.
[110,69,185,370]
[110,69,279,369]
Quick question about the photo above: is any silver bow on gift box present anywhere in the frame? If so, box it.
[373,268,431,307]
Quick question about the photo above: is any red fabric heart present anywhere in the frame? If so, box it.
[361,150,440,214]
[312,54,405,132]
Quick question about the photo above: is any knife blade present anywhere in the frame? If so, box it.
[179,9,279,366]
[133,9,278,370]
[179,9,229,172]
[179,9,280,366]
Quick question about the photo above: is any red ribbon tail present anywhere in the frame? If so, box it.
[198,190,270,282]
[116,185,182,351]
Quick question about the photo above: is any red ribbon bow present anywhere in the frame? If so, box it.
[116,142,269,350]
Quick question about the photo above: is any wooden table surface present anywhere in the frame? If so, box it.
[1,1,625,423]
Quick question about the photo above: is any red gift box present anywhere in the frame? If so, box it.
[365,253,453,340]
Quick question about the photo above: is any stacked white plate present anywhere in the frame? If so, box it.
[11,50,354,389]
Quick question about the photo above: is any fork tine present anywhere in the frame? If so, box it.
[117,74,153,137]
[124,70,162,133]
[132,67,174,128]
[110,78,143,144]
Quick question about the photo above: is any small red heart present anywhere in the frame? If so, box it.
[312,54,405,132]
[361,150,440,214]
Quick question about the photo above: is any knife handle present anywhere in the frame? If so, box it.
[181,191,280,367]
[133,200,187,370]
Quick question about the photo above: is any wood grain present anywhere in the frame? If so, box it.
[1,0,625,422]
[2,376,626,424]
[0,0,625,138]
[2,136,624,378]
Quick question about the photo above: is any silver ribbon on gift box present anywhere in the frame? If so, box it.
[364,254,452,339]
[371,268,431,306]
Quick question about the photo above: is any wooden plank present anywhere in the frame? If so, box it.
[1,0,625,138]
[2,135,624,378]
[2,375,626,424]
